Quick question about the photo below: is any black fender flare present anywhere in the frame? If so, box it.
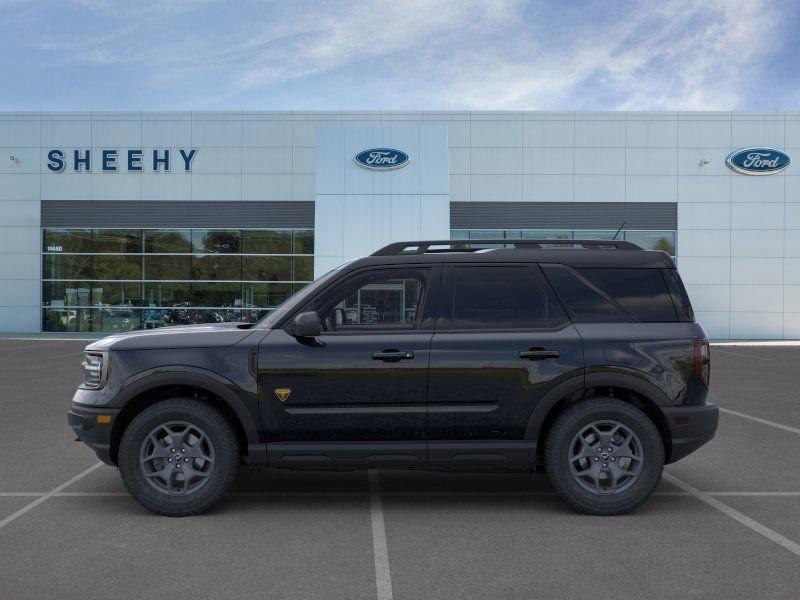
[112,366,261,445]
[523,370,670,441]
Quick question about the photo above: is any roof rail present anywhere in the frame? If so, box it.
[371,239,641,256]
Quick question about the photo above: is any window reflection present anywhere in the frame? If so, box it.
[42,227,315,332]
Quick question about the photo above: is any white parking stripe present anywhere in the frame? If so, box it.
[0,462,102,530]
[664,473,800,558]
[368,470,394,600]
[720,407,800,436]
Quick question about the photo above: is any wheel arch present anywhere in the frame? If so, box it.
[526,373,673,463]
[108,368,260,465]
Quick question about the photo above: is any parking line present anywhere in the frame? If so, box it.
[713,348,772,361]
[0,462,102,531]
[720,407,800,436]
[368,470,394,600]
[664,472,800,558]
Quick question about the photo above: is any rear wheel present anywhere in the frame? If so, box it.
[544,397,664,515]
[118,398,239,516]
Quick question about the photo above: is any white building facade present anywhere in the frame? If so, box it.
[0,110,798,339]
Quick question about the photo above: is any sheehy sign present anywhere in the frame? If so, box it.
[46,149,197,172]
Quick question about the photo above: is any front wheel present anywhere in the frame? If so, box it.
[118,398,239,516]
[544,397,664,515]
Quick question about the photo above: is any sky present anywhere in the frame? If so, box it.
[1,0,799,111]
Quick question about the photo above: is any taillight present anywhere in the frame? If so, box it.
[693,339,710,388]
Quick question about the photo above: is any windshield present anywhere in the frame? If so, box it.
[255,268,342,329]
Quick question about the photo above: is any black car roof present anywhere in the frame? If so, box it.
[344,240,675,270]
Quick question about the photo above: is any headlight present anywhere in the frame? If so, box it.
[82,352,108,389]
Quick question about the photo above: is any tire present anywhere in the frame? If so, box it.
[118,398,239,517]
[544,397,664,516]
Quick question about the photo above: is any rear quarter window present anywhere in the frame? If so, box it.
[541,265,678,323]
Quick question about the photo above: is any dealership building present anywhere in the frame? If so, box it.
[0,110,798,339]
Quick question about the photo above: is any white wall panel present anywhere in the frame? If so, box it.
[678,176,730,203]
[684,284,730,311]
[626,176,677,203]
[731,257,782,285]
[91,120,141,147]
[730,175,785,203]
[142,119,191,147]
[523,148,573,174]
[678,257,731,285]
[574,120,625,147]
[731,285,782,312]
[0,200,39,226]
[731,230,784,257]
[0,173,39,200]
[694,311,730,338]
[471,174,522,202]
[678,230,730,257]
[731,312,782,339]
[243,148,292,173]
[731,203,784,229]
[732,119,785,149]
[192,174,242,200]
[574,148,625,174]
[471,147,522,174]
[0,307,39,332]
[0,119,41,147]
[470,120,522,147]
[242,174,290,201]
[523,174,573,202]
[626,120,677,148]
[523,120,574,147]
[573,175,625,202]
[141,174,191,200]
[242,120,292,147]
[677,119,732,148]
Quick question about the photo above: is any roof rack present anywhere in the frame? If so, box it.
[371,239,641,256]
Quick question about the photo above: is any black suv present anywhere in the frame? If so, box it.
[68,239,717,516]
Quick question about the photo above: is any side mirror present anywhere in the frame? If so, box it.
[288,311,322,338]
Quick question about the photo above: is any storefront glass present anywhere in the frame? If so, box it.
[41,228,314,333]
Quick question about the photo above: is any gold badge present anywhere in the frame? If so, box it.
[274,388,291,402]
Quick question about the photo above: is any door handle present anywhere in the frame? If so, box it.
[372,350,415,361]
[519,348,560,360]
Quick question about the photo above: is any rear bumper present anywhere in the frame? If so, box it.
[662,401,719,463]
[68,404,120,465]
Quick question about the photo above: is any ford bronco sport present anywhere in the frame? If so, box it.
[68,239,718,516]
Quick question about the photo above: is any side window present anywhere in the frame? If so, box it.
[541,265,678,323]
[577,268,677,322]
[541,264,627,323]
[316,270,427,331]
[446,266,567,330]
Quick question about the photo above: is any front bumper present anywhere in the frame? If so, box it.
[68,404,121,465]
[662,401,719,463]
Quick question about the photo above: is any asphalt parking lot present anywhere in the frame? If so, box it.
[1,339,799,599]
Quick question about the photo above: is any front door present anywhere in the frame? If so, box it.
[426,264,583,465]
[258,266,438,463]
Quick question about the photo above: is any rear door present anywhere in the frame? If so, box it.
[426,264,583,465]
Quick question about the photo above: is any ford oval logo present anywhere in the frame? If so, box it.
[726,147,790,175]
[354,148,409,170]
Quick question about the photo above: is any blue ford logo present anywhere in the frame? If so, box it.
[726,147,790,175]
[354,148,409,170]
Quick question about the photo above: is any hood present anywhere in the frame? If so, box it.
[85,322,259,351]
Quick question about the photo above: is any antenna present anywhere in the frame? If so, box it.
[612,220,626,240]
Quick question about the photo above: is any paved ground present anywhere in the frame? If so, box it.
[1,339,799,599]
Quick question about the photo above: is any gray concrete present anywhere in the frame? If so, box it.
[0,341,799,598]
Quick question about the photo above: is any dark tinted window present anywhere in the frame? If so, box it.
[577,269,677,322]
[542,265,677,323]
[662,268,694,322]
[448,266,566,329]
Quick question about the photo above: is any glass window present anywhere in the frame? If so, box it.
[43,254,92,279]
[92,255,142,280]
[541,264,627,323]
[520,230,572,240]
[144,230,191,253]
[624,231,676,255]
[243,283,294,308]
[190,282,243,307]
[144,255,192,280]
[42,228,314,332]
[242,230,292,254]
[319,272,426,330]
[448,266,566,329]
[143,282,192,307]
[192,255,242,280]
[43,229,92,253]
[576,268,677,322]
[293,230,314,254]
[662,268,694,322]
[243,256,291,281]
[293,256,314,281]
[192,229,241,253]
[93,230,142,253]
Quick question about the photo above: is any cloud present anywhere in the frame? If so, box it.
[0,0,796,110]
